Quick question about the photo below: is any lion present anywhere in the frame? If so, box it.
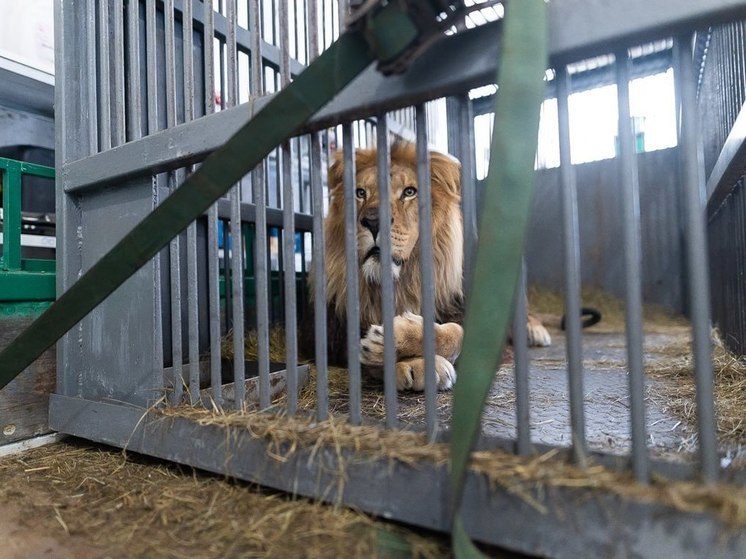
[301,142,552,392]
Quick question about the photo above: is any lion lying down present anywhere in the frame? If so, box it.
[301,142,551,392]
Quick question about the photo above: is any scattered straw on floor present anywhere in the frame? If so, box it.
[0,439,448,559]
[163,406,746,527]
[646,330,746,448]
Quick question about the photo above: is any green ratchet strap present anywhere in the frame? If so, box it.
[449,1,548,557]
[0,2,419,388]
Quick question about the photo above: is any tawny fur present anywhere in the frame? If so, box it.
[320,143,464,331]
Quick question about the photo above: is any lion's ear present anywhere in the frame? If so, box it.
[429,151,461,198]
[328,150,345,192]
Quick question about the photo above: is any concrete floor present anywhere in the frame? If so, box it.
[481,331,692,458]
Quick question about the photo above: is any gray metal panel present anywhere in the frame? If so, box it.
[49,395,746,559]
[548,0,746,64]
[525,148,686,314]
[0,106,54,151]
[0,60,54,118]
[75,181,160,406]
[707,104,746,215]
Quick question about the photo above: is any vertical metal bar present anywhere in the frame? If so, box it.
[311,130,328,420]
[144,0,164,398]
[204,0,223,405]
[145,0,158,135]
[308,0,319,60]
[736,21,746,112]
[165,0,177,128]
[164,0,183,405]
[98,0,112,151]
[338,0,347,33]
[183,0,201,405]
[225,0,246,409]
[616,49,649,483]
[279,0,299,414]
[459,94,477,296]
[676,35,718,483]
[282,144,299,413]
[416,106,437,439]
[183,2,195,121]
[249,0,271,409]
[226,0,238,103]
[719,30,732,136]
[292,0,299,62]
[725,26,733,126]
[168,198,184,406]
[126,0,142,141]
[512,261,531,456]
[307,0,328,420]
[321,0,328,48]
[84,0,99,154]
[53,0,72,395]
[446,97,462,158]
[717,33,726,149]
[300,0,308,63]
[1,164,21,271]
[112,0,126,146]
[728,23,739,123]
[728,26,736,129]
[343,123,361,425]
[557,65,587,467]
[376,114,397,429]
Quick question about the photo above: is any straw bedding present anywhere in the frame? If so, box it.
[0,439,448,559]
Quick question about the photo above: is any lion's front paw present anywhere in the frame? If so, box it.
[360,324,385,366]
[361,313,426,365]
[395,355,456,392]
[527,318,552,347]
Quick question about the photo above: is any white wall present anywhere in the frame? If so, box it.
[0,0,55,75]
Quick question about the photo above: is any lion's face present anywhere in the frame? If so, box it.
[322,143,464,327]
[354,162,420,284]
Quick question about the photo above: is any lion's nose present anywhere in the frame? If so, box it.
[360,209,380,239]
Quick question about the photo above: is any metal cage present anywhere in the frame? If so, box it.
[38,1,746,557]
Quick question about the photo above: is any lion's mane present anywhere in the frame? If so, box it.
[303,143,464,365]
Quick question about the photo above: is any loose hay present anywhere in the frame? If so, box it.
[646,330,746,449]
[0,439,448,559]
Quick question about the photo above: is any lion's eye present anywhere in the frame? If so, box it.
[355,188,366,200]
[402,186,417,198]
